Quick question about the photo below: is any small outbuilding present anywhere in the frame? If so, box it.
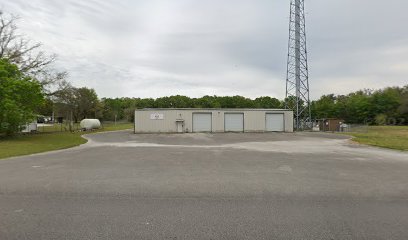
[315,118,345,132]
[134,109,293,133]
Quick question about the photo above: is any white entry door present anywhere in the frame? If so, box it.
[266,113,284,132]
[224,113,244,132]
[192,113,212,132]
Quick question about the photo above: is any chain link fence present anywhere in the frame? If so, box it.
[35,123,81,133]
[24,121,127,134]
[19,122,80,134]
[338,124,370,133]
[310,119,370,133]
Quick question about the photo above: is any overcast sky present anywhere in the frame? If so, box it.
[1,0,407,99]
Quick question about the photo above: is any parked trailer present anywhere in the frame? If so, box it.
[21,122,38,133]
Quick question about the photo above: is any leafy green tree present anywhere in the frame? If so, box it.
[254,97,281,109]
[193,96,221,108]
[0,11,68,96]
[52,85,76,122]
[0,59,44,135]
[283,96,301,113]
[398,86,408,124]
[101,98,124,121]
[217,96,254,108]
[53,86,100,123]
[168,95,193,108]
[136,98,155,109]
[311,94,337,119]
[154,95,194,108]
[341,91,371,124]
[74,87,99,121]
[370,87,401,119]
[36,98,54,116]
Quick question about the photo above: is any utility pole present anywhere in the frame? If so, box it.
[285,0,311,130]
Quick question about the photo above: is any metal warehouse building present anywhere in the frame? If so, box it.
[134,109,293,133]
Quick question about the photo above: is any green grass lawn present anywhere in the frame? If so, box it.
[0,123,133,159]
[343,126,408,151]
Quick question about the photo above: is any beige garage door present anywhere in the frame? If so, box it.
[193,113,212,132]
[224,113,244,132]
[266,113,284,132]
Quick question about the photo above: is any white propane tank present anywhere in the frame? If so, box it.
[80,119,101,130]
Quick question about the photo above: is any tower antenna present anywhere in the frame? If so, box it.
[285,0,311,130]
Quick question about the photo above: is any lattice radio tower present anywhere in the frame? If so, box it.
[285,0,311,130]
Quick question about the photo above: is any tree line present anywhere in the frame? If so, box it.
[100,96,283,122]
[311,86,408,125]
[98,87,408,125]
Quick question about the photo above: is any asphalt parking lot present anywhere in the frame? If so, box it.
[1,130,408,239]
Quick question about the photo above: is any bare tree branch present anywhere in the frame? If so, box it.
[0,10,67,95]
